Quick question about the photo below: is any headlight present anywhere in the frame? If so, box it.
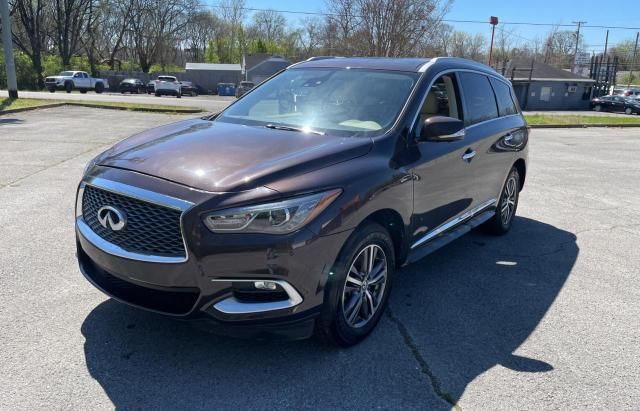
[202,189,342,234]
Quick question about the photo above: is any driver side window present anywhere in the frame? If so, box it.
[416,74,462,134]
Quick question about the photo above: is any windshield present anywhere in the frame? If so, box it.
[59,71,75,76]
[216,68,418,137]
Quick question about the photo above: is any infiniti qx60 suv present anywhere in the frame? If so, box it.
[76,57,528,346]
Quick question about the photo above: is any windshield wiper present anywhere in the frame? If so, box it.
[264,123,325,136]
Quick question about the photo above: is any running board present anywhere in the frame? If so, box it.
[405,210,495,265]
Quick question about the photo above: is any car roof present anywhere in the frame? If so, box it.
[290,56,499,76]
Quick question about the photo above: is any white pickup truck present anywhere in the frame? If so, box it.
[152,75,182,98]
[45,71,109,94]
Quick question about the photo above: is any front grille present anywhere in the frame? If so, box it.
[82,185,186,258]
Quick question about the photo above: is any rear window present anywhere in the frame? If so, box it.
[490,78,518,116]
[458,72,499,125]
[158,76,176,82]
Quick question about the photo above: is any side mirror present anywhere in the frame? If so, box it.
[419,116,465,142]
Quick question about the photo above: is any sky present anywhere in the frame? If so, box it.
[236,0,640,52]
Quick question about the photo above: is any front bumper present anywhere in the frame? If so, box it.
[75,170,351,338]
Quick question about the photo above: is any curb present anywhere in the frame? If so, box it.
[0,102,203,116]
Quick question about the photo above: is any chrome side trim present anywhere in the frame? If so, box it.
[76,217,187,263]
[76,177,194,264]
[411,198,497,250]
[84,176,193,211]
[210,279,303,314]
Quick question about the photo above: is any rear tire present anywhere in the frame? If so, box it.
[177,92,181,99]
[155,92,161,97]
[48,88,55,93]
[481,166,520,235]
[95,83,104,94]
[80,89,87,94]
[65,82,73,93]
[316,222,394,347]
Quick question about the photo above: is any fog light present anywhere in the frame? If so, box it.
[254,280,278,290]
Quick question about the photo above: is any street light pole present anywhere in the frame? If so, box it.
[571,21,587,73]
[0,0,18,98]
[628,32,639,87]
[488,16,499,67]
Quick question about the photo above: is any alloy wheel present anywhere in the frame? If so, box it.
[501,174,518,225]
[341,244,388,328]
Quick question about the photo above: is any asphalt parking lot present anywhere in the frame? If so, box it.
[1,106,639,410]
[0,90,234,113]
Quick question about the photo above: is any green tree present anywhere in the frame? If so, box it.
[205,40,220,63]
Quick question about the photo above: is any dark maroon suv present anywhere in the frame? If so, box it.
[76,57,528,346]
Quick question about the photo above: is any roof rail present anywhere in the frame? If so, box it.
[306,56,343,61]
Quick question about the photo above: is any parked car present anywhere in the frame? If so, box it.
[591,95,640,114]
[179,81,198,96]
[119,78,145,94]
[612,88,640,97]
[76,57,528,346]
[45,71,108,94]
[146,80,156,94]
[154,75,181,98]
[217,82,236,96]
[236,81,255,97]
[623,97,640,114]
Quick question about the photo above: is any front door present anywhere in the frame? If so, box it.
[409,72,479,246]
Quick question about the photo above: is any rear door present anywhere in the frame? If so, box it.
[457,72,517,209]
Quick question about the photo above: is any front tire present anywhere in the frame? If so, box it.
[481,166,520,235]
[625,108,633,115]
[317,222,394,346]
[594,105,602,112]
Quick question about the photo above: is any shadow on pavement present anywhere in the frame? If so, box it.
[0,118,24,125]
[81,217,577,409]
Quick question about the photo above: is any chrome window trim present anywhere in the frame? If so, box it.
[417,57,438,72]
[76,177,193,264]
[409,68,519,134]
[210,279,303,314]
[411,198,497,250]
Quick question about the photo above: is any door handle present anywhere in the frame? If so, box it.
[462,149,476,161]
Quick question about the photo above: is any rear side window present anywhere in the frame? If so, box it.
[458,72,498,125]
[490,78,518,116]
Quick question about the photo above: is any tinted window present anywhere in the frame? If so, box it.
[458,72,498,125]
[490,78,518,116]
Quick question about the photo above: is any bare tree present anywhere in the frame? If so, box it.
[325,0,452,57]
[250,9,286,44]
[54,0,92,67]
[10,0,49,87]
[297,17,323,59]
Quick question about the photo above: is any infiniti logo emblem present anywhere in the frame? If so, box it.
[97,206,126,231]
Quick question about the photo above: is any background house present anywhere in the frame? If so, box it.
[242,54,290,84]
[498,58,596,110]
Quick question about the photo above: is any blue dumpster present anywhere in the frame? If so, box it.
[217,83,236,96]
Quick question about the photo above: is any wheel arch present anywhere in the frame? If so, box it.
[513,158,526,191]
[358,208,407,267]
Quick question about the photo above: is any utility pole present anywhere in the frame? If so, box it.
[628,32,639,87]
[572,21,587,72]
[603,30,609,58]
[0,0,18,98]
[488,16,499,67]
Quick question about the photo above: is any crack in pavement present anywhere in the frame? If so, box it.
[385,307,462,410]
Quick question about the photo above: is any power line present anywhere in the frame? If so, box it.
[203,3,640,31]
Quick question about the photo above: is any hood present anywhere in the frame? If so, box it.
[97,119,373,192]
